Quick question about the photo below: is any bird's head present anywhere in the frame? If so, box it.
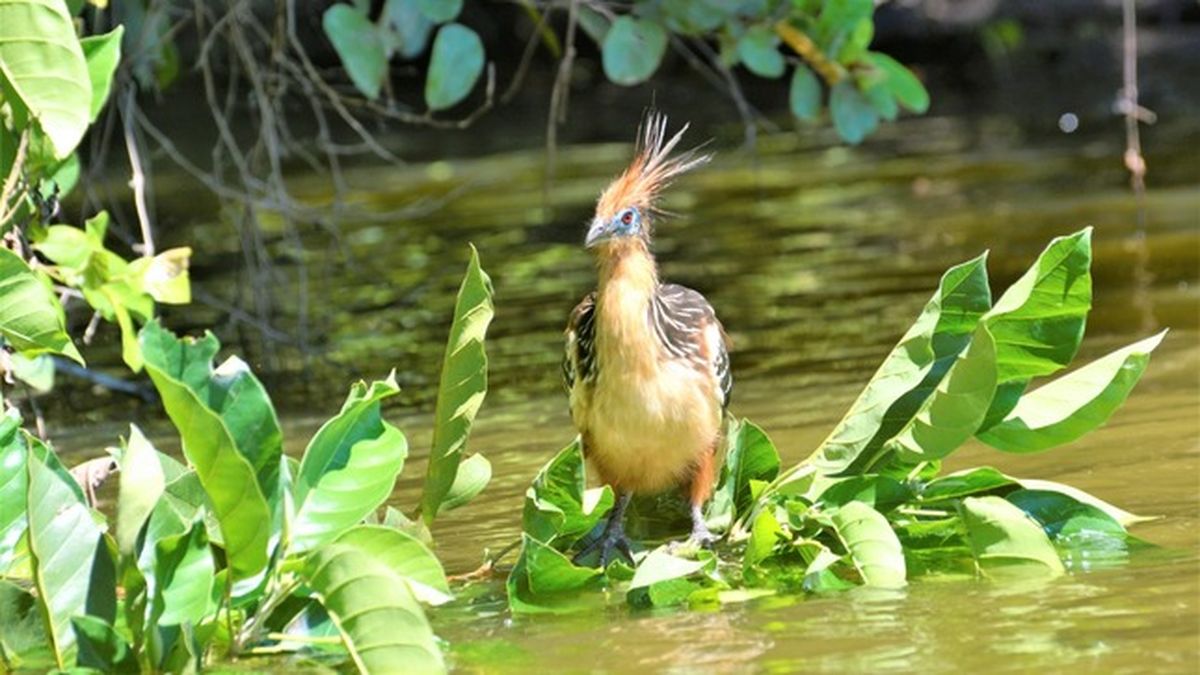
[585,113,710,251]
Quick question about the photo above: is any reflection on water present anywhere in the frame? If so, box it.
[58,110,1200,671]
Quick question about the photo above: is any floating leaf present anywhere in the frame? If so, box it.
[829,501,906,588]
[979,331,1166,453]
[737,26,785,78]
[0,0,92,157]
[424,23,485,111]
[789,65,822,120]
[0,249,83,364]
[817,475,909,513]
[293,375,409,553]
[627,549,713,608]
[601,16,668,86]
[521,440,613,547]
[960,496,1064,577]
[1013,478,1153,528]
[323,4,387,100]
[420,246,493,523]
[507,534,604,614]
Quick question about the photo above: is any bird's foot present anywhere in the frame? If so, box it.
[667,522,719,556]
[572,523,635,567]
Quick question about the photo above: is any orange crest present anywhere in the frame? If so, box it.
[594,113,711,231]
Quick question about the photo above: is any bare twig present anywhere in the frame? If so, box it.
[121,90,156,256]
[545,0,580,192]
[775,20,844,86]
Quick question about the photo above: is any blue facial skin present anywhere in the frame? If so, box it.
[585,207,641,248]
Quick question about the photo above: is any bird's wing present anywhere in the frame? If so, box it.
[563,291,598,391]
[652,283,733,408]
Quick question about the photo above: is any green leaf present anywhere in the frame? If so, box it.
[980,228,1092,428]
[379,0,434,59]
[865,52,929,113]
[139,321,280,581]
[743,510,786,569]
[302,530,445,674]
[293,375,409,553]
[815,0,873,55]
[601,16,668,86]
[416,0,460,23]
[0,580,49,667]
[0,0,92,157]
[323,4,388,100]
[660,0,728,35]
[71,615,137,673]
[521,440,613,547]
[978,331,1166,453]
[146,515,214,627]
[1013,478,1153,528]
[424,22,485,111]
[438,452,490,514]
[1005,489,1125,539]
[627,549,712,608]
[863,80,898,121]
[506,534,604,614]
[959,496,1064,577]
[127,247,192,305]
[9,353,53,392]
[328,526,452,606]
[0,249,83,363]
[829,79,879,144]
[816,475,909,513]
[884,324,998,463]
[420,245,494,523]
[919,467,1015,502]
[115,424,164,555]
[708,420,779,532]
[25,438,106,668]
[828,501,906,588]
[737,26,785,78]
[808,253,991,474]
[837,18,873,63]
[79,26,123,122]
[788,65,822,120]
[0,416,26,574]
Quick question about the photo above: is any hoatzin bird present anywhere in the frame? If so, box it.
[563,115,731,564]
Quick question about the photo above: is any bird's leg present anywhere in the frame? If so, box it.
[671,447,719,552]
[573,491,635,566]
[688,504,717,547]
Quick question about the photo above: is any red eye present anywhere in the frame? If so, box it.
[620,210,634,225]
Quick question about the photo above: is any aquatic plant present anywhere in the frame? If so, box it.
[511,228,1166,610]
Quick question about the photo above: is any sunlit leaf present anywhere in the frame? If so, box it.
[128,247,192,305]
[829,501,905,588]
[302,530,445,673]
[420,245,494,523]
[959,496,1064,577]
[602,16,668,86]
[145,515,214,628]
[865,52,929,113]
[329,526,452,606]
[79,26,123,121]
[0,416,26,574]
[707,419,779,532]
[293,375,408,553]
[323,4,387,100]
[9,353,53,392]
[507,534,604,614]
[627,548,714,608]
[0,0,92,157]
[521,440,613,547]
[743,510,786,570]
[116,424,164,555]
[919,466,1014,502]
[424,23,485,111]
[438,452,490,514]
[979,331,1165,453]
[816,474,909,513]
[0,249,83,364]
[1013,478,1154,528]
[815,0,873,55]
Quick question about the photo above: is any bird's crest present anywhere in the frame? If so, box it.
[595,113,711,225]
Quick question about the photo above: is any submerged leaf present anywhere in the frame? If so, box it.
[960,496,1064,577]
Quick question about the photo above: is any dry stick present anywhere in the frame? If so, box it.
[775,21,843,87]
[503,3,556,104]
[121,90,156,257]
[545,0,580,198]
[1119,0,1157,334]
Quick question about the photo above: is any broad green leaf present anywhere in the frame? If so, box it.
[0,416,26,573]
[302,532,445,674]
[146,516,214,627]
[743,510,786,569]
[802,544,855,592]
[865,52,929,113]
[507,534,604,614]
[139,321,279,581]
[1013,478,1153,528]
[1005,489,1125,539]
[978,331,1166,453]
[627,548,712,608]
[25,440,106,667]
[829,501,906,588]
[420,246,494,524]
[331,526,451,605]
[71,615,137,673]
[416,0,460,23]
[829,79,879,144]
[815,0,873,55]
[521,440,613,546]
[424,23,484,111]
[0,580,49,667]
[980,228,1092,428]
[323,4,387,99]
[737,26,785,78]
[127,247,192,305]
[116,424,164,555]
[438,452,490,514]
[707,420,779,532]
[816,475,909,513]
[789,65,821,120]
[379,0,434,59]
[884,324,998,463]
[836,18,873,63]
[0,0,92,157]
[959,496,1064,577]
[9,353,54,391]
[293,375,409,552]
[808,253,991,474]
[0,249,83,363]
[80,26,123,121]
[602,16,668,86]
[919,467,1014,502]
[863,79,898,121]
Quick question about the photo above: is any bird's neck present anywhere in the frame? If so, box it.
[595,239,660,375]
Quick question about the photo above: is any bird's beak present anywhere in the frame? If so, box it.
[584,217,609,248]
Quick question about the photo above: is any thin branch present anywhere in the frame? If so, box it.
[545,0,580,191]
[121,90,155,256]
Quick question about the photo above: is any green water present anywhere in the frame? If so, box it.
[59,111,1200,671]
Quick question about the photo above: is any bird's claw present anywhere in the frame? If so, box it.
[667,525,719,556]
[572,527,635,567]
